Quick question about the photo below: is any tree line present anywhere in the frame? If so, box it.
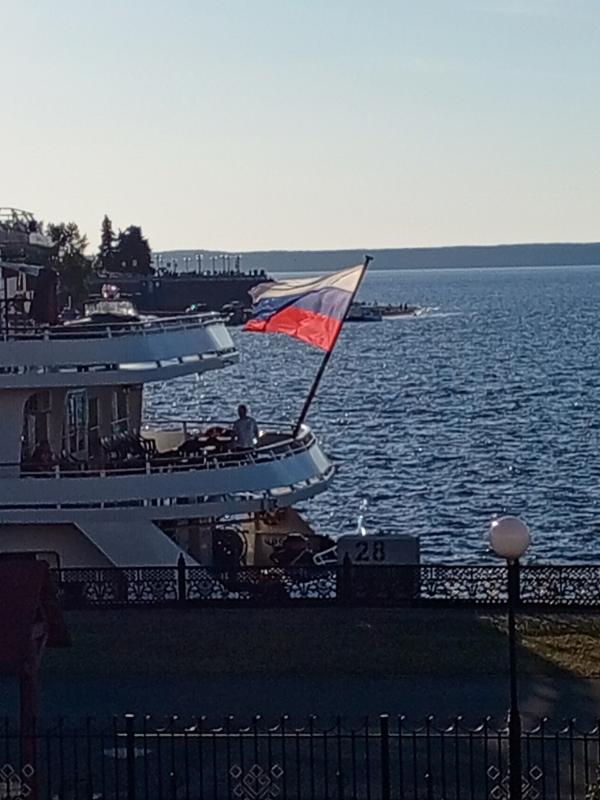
[45,215,152,303]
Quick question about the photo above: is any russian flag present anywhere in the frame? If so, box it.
[244,264,364,351]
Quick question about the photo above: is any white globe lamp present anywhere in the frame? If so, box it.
[489,516,530,561]
[489,514,531,799]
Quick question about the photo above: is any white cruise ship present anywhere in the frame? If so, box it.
[0,209,335,569]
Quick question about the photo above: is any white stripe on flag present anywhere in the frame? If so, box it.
[249,264,363,303]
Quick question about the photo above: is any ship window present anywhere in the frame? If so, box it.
[88,397,100,457]
[65,390,88,456]
[26,391,51,414]
[111,388,129,434]
[22,392,51,458]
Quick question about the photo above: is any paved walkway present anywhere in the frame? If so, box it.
[3,673,600,726]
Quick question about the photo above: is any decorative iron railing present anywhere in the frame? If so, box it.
[51,562,600,609]
[1,714,599,799]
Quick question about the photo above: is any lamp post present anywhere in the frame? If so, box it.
[489,515,531,800]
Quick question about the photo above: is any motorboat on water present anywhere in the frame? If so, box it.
[346,302,383,322]
[346,302,422,321]
[379,303,422,317]
[0,210,337,570]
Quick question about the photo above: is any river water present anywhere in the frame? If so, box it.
[145,265,600,563]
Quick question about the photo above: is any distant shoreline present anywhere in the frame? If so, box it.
[159,242,600,272]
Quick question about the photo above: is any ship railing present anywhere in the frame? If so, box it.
[0,311,224,342]
[144,417,296,436]
[14,422,316,479]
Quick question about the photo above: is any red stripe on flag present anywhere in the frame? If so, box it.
[244,305,342,351]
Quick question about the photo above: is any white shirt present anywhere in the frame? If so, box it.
[232,416,258,449]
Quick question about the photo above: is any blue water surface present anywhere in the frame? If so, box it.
[145,265,600,563]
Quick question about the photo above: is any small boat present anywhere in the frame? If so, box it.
[346,302,383,322]
[378,303,422,318]
[346,302,422,322]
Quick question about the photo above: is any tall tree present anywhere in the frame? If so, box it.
[98,214,115,272]
[113,225,153,274]
[46,222,92,304]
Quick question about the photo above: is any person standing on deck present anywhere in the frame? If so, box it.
[232,404,258,450]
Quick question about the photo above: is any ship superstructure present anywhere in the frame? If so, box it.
[0,208,53,265]
[0,212,335,569]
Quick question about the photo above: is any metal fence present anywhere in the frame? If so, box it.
[2,715,600,799]
[52,562,600,609]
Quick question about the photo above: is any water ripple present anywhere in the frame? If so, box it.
[145,265,600,563]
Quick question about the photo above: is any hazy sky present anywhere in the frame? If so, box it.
[3,1,599,251]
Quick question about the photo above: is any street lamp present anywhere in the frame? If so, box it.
[489,515,531,800]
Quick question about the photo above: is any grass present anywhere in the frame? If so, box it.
[42,607,600,679]
[506,613,600,678]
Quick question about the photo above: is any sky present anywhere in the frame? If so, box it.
[2,1,599,252]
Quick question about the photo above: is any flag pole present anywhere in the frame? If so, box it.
[293,255,373,438]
